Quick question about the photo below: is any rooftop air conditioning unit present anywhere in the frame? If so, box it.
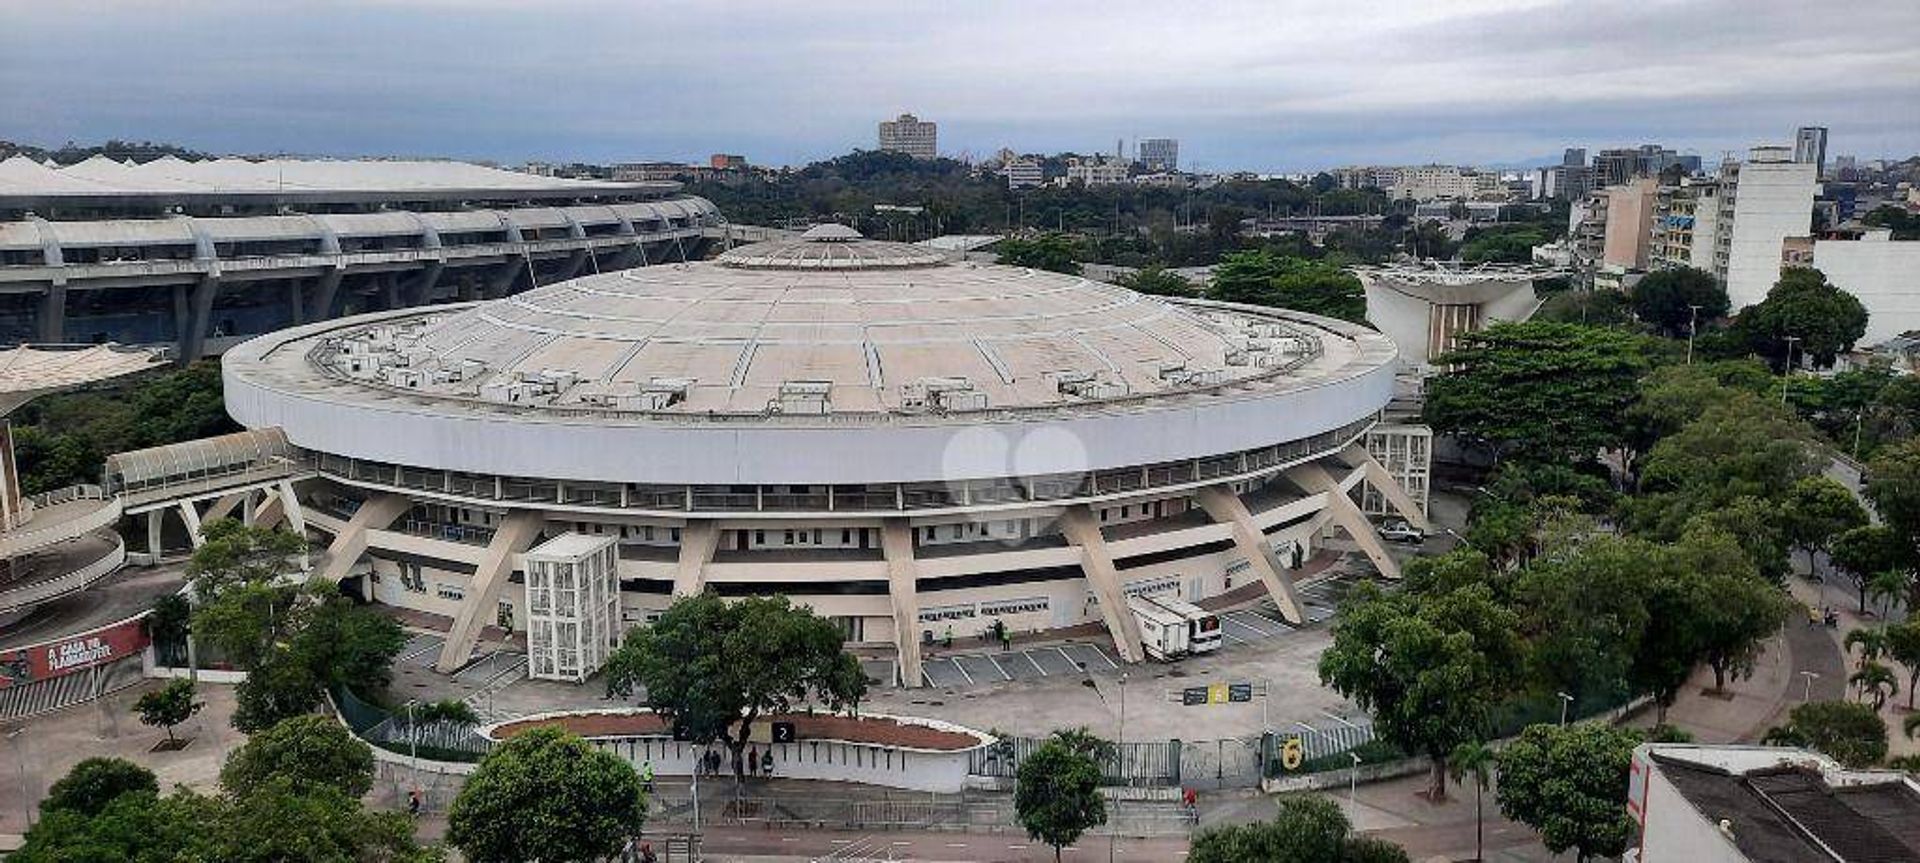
[772,380,833,415]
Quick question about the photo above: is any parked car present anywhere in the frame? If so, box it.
[1378,520,1425,544]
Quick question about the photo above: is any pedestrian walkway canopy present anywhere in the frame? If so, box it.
[103,427,299,504]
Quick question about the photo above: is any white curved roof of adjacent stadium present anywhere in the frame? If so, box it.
[0,154,649,196]
[223,228,1399,484]
[0,344,164,416]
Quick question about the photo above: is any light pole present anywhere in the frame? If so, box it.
[1111,671,1128,863]
[1557,692,1574,726]
[1686,304,1702,365]
[7,729,30,829]
[1800,670,1821,702]
[1854,408,1866,461]
[1349,752,1362,802]
[1781,336,1802,406]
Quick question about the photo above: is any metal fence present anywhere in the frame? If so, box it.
[334,686,493,759]
[968,717,1378,790]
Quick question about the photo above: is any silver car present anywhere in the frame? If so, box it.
[1378,520,1425,544]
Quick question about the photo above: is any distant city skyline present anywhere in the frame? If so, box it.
[4,1,1917,174]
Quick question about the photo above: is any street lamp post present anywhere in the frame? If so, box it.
[6,729,30,830]
[1557,692,1574,726]
[1349,752,1362,802]
[1686,304,1702,365]
[1781,336,1802,406]
[1111,671,1128,863]
[1800,671,1822,702]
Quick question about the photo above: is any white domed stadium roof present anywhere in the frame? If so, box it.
[222,231,1399,485]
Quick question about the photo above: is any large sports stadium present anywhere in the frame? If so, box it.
[176,225,1426,686]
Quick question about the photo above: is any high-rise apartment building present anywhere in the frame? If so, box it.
[1712,146,1817,309]
[878,113,938,159]
[1563,148,1587,167]
[1794,126,1829,178]
[1650,179,1721,272]
[1138,138,1179,171]
[1066,156,1128,187]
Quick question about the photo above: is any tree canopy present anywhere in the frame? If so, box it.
[1763,701,1889,768]
[447,727,645,863]
[1495,723,1643,862]
[1318,581,1523,799]
[221,714,376,799]
[1189,795,1410,863]
[1206,250,1367,323]
[996,233,1083,275]
[1731,267,1870,368]
[604,593,866,779]
[133,678,201,746]
[1423,322,1649,462]
[39,757,157,818]
[1112,264,1197,298]
[1013,728,1109,862]
[1630,267,1729,337]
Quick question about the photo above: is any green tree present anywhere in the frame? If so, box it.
[1114,264,1196,298]
[1761,701,1888,767]
[133,678,201,746]
[294,589,407,697]
[1423,322,1648,463]
[996,233,1083,275]
[146,592,191,660]
[1267,261,1367,323]
[1884,617,1920,710]
[13,789,221,863]
[1495,723,1642,862]
[1460,225,1547,264]
[1870,569,1912,620]
[1449,740,1496,863]
[1862,205,1920,240]
[448,727,645,863]
[215,780,441,863]
[1208,250,1287,306]
[1845,627,1890,668]
[1851,661,1899,711]
[1683,530,1794,692]
[1629,267,1729,337]
[1731,267,1870,368]
[604,593,866,781]
[231,646,324,733]
[1780,475,1869,572]
[1833,525,1907,614]
[1319,582,1523,800]
[1013,729,1109,862]
[1866,439,1920,579]
[1534,288,1634,328]
[187,519,310,668]
[39,757,157,818]
[221,714,375,799]
[1516,536,1659,703]
[1189,795,1410,863]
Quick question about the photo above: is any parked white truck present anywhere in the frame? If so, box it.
[1127,594,1224,660]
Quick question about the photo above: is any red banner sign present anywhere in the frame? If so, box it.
[0,615,149,689]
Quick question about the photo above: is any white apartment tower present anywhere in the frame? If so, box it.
[524,533,621,683]
[1712,146,1817,310]
[878,113,938,160]
[1138,138,1179,171]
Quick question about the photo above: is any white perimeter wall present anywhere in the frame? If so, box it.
[1813,233,1920,345]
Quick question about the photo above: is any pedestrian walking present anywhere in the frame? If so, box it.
[761,748,774,777]
[641,759,655,794]
[638,841,657,863]
[407,789,422,817]
[943,624,953,649]
[748,746,761,777]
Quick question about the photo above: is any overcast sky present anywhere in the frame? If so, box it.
[4,0,1916,172]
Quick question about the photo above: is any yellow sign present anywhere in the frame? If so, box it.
[1208,683,1229,704]
[1281,737,1304,771]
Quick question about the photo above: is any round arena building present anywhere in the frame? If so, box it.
[203,226,1427,685]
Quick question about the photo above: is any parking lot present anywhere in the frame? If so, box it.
[916,575,1349,689]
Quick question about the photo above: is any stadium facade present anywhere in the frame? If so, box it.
[0,156,722,360]
[114,226,1426,686]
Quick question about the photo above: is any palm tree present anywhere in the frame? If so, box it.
[1886,618,1920,710]
[1851,661,1899,711]
[1845,627,1890,668]
[1904,712,1920,742]
[1449,740,1495,863]
[1869,570,1911,619]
